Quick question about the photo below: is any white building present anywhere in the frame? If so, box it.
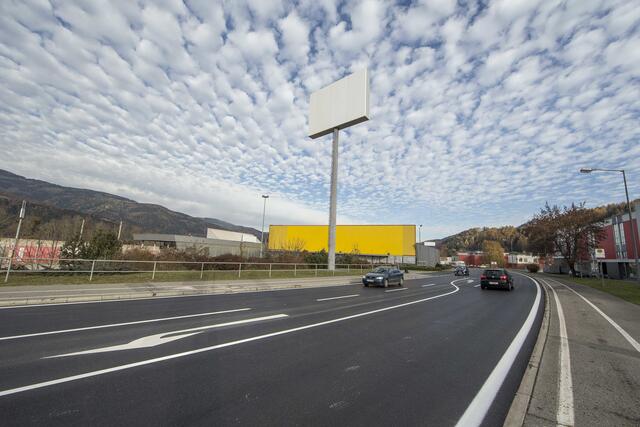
[206,228,260,243]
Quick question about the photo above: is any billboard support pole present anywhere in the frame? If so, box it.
[328,128,339,271]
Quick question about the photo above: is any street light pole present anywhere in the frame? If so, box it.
[419,224,422,243]
[260,195,269,258]
[580,167,640,283]
[4,200,26,283]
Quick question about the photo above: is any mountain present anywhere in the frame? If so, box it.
[0,169,261,240]
[437,200,636,256]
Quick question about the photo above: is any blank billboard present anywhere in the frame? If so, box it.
[308,69,370,139]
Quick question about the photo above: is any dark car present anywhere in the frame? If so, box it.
[454,266,469,276]
[362,267,404,288]
[480,269,514,291]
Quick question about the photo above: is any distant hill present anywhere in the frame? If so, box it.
[437,200,636,256]
[0,169,261,241]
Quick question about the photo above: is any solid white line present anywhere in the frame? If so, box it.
[47,314,289,357]
[316,294,359,302]
[0,308,252,341]
[0,281,462,397]
[384,288,408,293]
[544,280,575,426]
[455,274,542,427]
[550,278,640,353]
[422,283,437,287]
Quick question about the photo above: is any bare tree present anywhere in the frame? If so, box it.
[525,203,604,276]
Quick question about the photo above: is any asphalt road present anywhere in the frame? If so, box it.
[0,270,543,426]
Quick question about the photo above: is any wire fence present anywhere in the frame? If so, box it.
[1,256,391,284]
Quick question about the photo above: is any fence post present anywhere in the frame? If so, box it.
[152,261,157,280]
[238,262,242,278]
[348,264,350,273]
[315,264,318,277]
[89,260,95,281]
[269,263,272,278]
[200,262,204,280]
[294,264,297,277]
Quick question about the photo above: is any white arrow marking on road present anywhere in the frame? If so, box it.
[45,314,288,358]
[0,308,252,341]
[316,294,359,302]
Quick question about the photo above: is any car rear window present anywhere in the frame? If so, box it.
[484,270,503,276]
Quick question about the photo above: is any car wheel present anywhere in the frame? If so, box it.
[481,285,486,290]
[364,283,369,287]
[383,279,389,288]
[399,277,404,287]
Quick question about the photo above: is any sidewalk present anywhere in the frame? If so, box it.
[519,275,640,426]
[0,271,433,307]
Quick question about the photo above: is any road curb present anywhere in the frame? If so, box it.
[503,275,550,427]
[0,279,361,307]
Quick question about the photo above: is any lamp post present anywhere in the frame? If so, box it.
[419,224,423,243]
[260,195,269,258]
[580,168,640,283]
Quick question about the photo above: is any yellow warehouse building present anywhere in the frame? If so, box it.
[268,225,416,257]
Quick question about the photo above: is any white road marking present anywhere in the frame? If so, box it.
[384,288,407,293]
[550,278,640,353]
[0,308,253,341]
[422,283,437,287]
[544,280,575,426]
[46,314,289,357]
[316,294,359,302]
[0,281,462,397]
[467,280,474,283]
[474,284,480,288]
[455,274,542,427]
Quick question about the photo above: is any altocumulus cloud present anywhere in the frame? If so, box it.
[0,0,639,237]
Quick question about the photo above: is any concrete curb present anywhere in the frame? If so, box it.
[0,280,361,307]
[503,275,550,427]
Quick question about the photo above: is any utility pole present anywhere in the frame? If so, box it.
[260,195,269,258]
[79,219,85,240]
[419,224,422,243]
[117,221,123,240]
[4,200,26,283]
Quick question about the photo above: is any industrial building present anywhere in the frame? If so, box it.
[415,241,440,267]
[268,224,416,263]
[132,228,262,257]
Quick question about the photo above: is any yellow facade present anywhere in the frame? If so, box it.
[268,225,416,256]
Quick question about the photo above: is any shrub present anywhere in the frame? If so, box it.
[526,263,540,273]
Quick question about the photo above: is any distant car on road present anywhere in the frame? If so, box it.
[362,267,404,288]
[480,268,514,291]
[454,266,469,276]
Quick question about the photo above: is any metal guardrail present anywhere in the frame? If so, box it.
[0,256,388,282]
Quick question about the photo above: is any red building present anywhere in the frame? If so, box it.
[597,202,640,279]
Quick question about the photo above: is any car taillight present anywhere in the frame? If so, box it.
[480,275,486,280]
[500,275,507,280]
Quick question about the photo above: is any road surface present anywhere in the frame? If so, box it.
[0,270,543,426]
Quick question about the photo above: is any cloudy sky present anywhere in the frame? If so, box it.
[1,0,639,239]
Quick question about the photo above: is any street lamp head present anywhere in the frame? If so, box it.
[262,194,269,199]
[579,168,593,174]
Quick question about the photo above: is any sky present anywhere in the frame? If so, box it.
[1,0,639,239]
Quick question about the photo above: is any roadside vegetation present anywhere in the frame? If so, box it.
[555,275,640,306]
